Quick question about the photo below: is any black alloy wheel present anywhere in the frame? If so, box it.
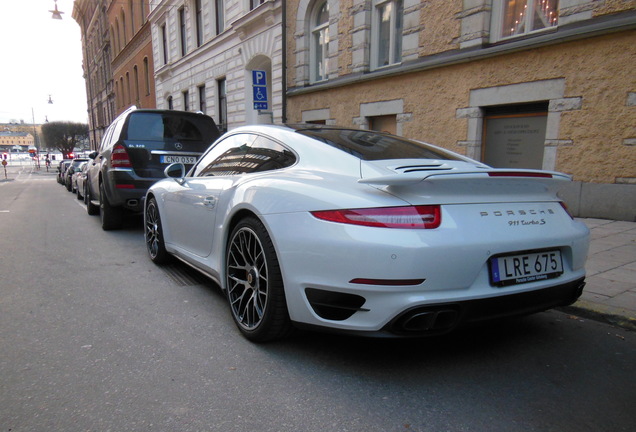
[145,197,170,264]
[226,217,293,342]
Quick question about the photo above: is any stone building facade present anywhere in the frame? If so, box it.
[149,0,284,132]
[285,0,636,220]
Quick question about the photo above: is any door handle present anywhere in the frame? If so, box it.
[203,197,216,208]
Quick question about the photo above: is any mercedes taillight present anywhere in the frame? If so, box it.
[111,144,132,168]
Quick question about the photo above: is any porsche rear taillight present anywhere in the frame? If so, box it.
[559,201,574,219]
[488,171,553,178]
[111,144,132,168]
[311,205,441,229]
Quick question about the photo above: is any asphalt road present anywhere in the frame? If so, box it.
[1,165,635,432]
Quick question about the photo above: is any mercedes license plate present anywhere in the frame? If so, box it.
[160,155,197,164]
[490,250,563,287]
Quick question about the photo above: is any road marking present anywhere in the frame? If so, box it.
[0,210,9,213]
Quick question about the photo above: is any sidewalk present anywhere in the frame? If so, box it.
[562,218,636,331]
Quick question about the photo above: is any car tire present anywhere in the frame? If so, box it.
[99,182,123,230]
[85,182,99,215]
[145,197,171,264]
[226,217,293,342]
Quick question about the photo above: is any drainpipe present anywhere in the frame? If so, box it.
[281,0,287,124]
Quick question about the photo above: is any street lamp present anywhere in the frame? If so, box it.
[50,0,64,20]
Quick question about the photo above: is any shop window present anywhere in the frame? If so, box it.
[482,103,549,169]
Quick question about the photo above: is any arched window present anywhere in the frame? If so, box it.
[143,57,150,96]
[120,10,127,45]
[112,22,119,53]
[133,65,140,105]
[129,0,136,34]
[310,1,329,83]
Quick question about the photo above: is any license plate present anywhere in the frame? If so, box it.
[490,250,563,287]
[160,155,197,164]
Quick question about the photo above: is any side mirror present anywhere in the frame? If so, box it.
[164,162,186,185]
[88,151,98,160]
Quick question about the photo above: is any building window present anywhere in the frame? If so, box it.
[183,90,190,111]
[310,1,329,83]
[140,0,146,25]
[160,24,168,65]
[129,0,136,34]
[143,58,150,96]
[195,0,203,47]
[133,65,140,105]
[217,78,227,133]
[215,0,225,35]
[179,7,187,57]
[250,0,265,10]
[372,0,403,70]
[198,85,206,114]
[126,72,131,105]
[493,0,559,41]
[167,96,173,110]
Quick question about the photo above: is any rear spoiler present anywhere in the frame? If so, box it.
[358,169,572,186]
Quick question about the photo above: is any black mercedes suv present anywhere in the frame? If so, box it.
[85,107,220,230]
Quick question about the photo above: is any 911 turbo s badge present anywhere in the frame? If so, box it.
[480,208,555,226]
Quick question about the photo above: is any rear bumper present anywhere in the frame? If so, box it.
[385,277,586,336]
[295,278,586,338]
[106,168,157,211]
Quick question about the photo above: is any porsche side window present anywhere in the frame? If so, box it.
[193,133,257,177]
[244,137,296,173]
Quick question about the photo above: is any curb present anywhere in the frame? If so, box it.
[559,301,636,332]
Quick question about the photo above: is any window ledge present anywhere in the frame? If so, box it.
[231,0,281,41]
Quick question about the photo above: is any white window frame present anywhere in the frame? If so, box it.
[491,0,559,43]
[371,0,403,71]
[310,1,330,83]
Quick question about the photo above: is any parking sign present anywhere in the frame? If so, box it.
[252,70,268,110]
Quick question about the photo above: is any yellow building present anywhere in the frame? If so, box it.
[0,130,35,152]
[285,0,636,221]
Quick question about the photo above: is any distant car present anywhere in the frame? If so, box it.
[144,124,590,342]
[85,106,220,230]
[65,158,89,192]
[73,161,89,199]
[57,160,72,185]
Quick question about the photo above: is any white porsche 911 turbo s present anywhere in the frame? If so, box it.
[144,124,589,342]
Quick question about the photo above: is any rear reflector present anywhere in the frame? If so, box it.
[115,184,135,189]
[311,205,441,229]
[350,278,425,286]
[488,171,553,178]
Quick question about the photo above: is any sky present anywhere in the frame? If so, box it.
[0,0,88,125]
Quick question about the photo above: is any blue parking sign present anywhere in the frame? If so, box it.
[252,70,267,86]
[252,70,268,110]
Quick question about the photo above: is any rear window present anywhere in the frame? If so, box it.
[293,127,461,161]
[125,112,219,142]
